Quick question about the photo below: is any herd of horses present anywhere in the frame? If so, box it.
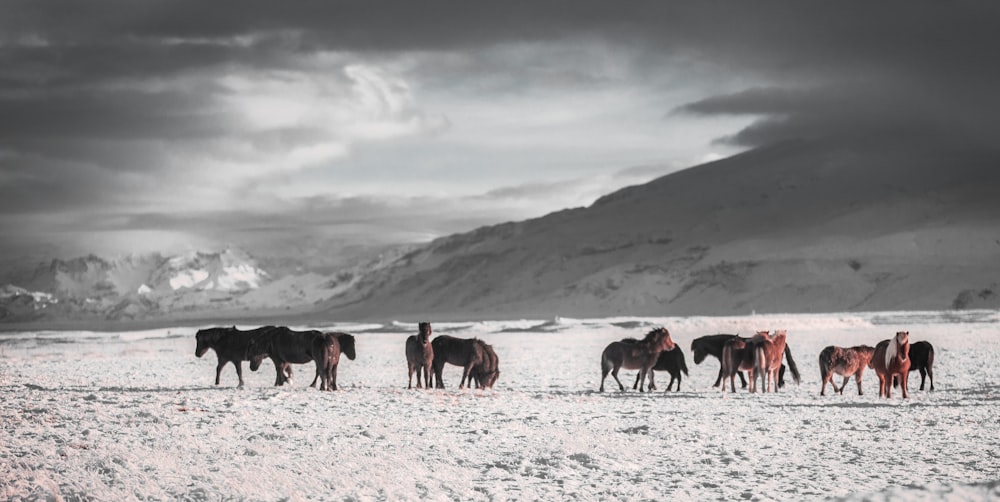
[194,324,935,398]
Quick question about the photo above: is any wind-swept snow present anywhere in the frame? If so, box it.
[1,311,998,500]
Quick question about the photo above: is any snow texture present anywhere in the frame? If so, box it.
[2,311,999,501]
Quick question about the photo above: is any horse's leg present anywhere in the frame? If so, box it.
[330,363,338,391]
[713,364,725,388]
[434,362,445,389]
[215,359,225,386]
[632,372,640,390]
[407,362,415,389]
[235,361,245,388]
[927,364,934,391]
[460,364,472,389]
[611,366,626,392]
[648,369,656,391]
[900,371,908,399]
[738,370,748,389]
[918,368,927,391]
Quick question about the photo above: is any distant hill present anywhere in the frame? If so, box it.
[316,139,1000,320]
[4,139,998,326]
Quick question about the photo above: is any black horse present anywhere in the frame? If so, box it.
[894,340,935,391]
[691,334,789,389]
[247,326,323,386]
[633,345,689,392]
[195,325,277,387]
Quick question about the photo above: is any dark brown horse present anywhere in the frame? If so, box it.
[599,327,676,392]
[721,336,758,393]
[195,325,277,387]
[894,340,935,391]
[692,334,747,388]
[431,335,488,389]
[871,331,911,398]
[473,342,500,389]
[632,345,688,392]
[312,332,357,391]
[753,330,789,393]
[406,322,435,389]
[247,326,323,386]
[818,345,875,396]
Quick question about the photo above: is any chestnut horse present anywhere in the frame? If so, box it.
[312,332,357,391]
[195,325,278,387]
[818,345,875,396]
[870,331,911,398]
[405,322,435,389]
[753,330,789,393]
[599,327,676,392]
[894,340,935,391]
[721,337,757,393]
[691,334,790,389]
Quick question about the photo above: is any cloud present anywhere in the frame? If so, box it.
[1,2,998,261]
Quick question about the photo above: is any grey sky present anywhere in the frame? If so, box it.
[1,2,997,261]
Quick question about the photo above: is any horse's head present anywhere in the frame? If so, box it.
[418,322,432,344]
[245,333,270,371]
[650,327,675,352]
[195,328,225,357]
[895,331,910,361]
[339,334,357,361]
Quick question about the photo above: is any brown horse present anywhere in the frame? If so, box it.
[405,322,435,389]
[311,332,357,391]
[870,331,911,398]
[599,327,676,392]
[894,341,935,391]
[721,337,757,393]
[473,342,500,389]
[753,330,789,393]
[818,345,875,396]
[431,335,489,389]
[195,325,278,387]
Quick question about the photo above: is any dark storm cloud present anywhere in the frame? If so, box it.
[1,1,998,259]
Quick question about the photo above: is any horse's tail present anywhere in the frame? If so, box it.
[752,344,766,392]
[818,349,832,383]
[784,345,802,385]
[679,349,689,376]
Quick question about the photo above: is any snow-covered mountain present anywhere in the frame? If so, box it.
[317,139,1000,320]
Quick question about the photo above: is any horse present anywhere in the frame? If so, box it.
[312,332,357,391]
[405,322,435,389]
[195,325,277,387]
[894,341,935,391]
[870,331,911,399]
[720,336,757,393]
[691,334,790,389]
[753,330,790,393]
[632,345,688,392]
[246,326,323,386]
[692,334,747,388]
[599,327,676,392]
[431,335,488,389]
[818,345,875,396]
[473,342,500,389]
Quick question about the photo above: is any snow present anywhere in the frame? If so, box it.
[168,268,209,290]
[2,310,999,500]
[137,284,152,295]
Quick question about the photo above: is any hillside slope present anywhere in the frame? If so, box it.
[319,140,1000,319]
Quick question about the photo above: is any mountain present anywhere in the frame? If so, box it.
[317,139,1000,320]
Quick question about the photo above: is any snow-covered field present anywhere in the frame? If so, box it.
[2,311,999,501]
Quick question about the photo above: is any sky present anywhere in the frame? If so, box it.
[1,2,998,263]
